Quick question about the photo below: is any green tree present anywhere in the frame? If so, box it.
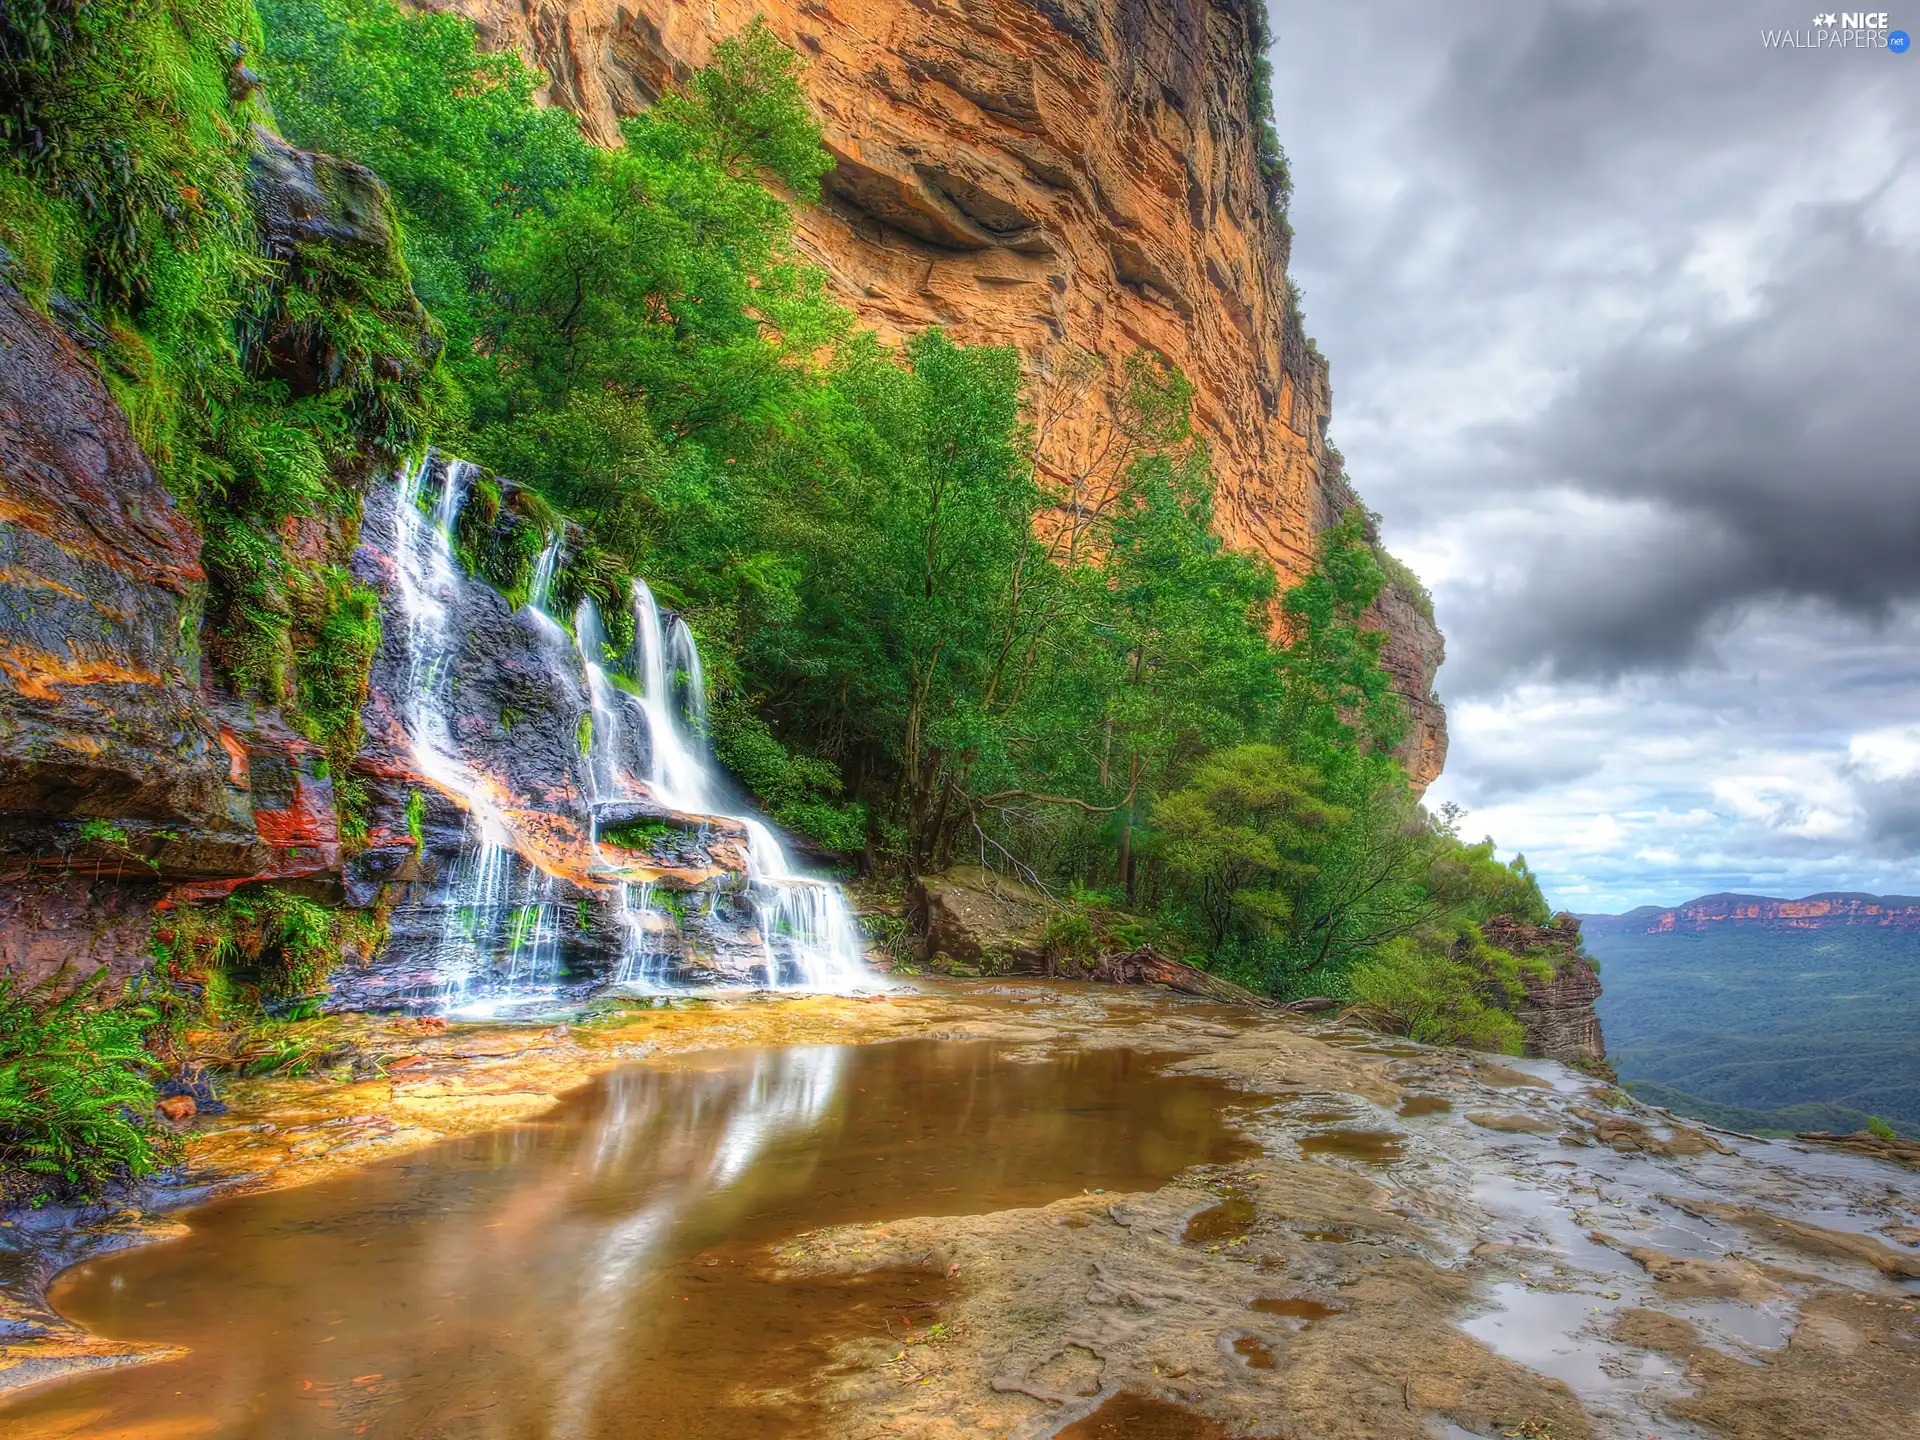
[1153,744,1343,948]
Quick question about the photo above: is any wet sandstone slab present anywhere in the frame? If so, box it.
[2,981,1916,1439]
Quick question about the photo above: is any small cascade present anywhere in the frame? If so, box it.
[617,580,871,992]
[526,529,564,615]
[572,599,648,805]
[387,458,566,1015]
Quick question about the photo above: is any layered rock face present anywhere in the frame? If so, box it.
[422,0,1447,785]
[1481,914,1608,1070]
[0,281,341,987]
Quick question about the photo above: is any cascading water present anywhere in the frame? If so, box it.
[378,454,873,1009]
[614,579,872,991]
[526,529,564,614]
[389,458,565,1014]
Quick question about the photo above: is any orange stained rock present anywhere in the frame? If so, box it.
[217,729,250,787]
[0,642,161,702]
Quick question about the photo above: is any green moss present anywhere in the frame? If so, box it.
[147,884,341,1013]
[405,788,426,853]
[599,816,674,850]
[290,564,380,773]
[576,712,593,756]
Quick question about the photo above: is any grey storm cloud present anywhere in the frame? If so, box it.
[1264,0,1920,897]
[1475,198,1920,681]
[1266,0,1920,689]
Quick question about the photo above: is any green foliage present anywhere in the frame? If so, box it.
[1346,937,1525,1054]
[1243,9,1292,223]
[150,885,341,1016]
[76,818,130,847]
[1275,509,1403,759]
[1866,1114,1898,1141]
[257,0,588,355]
[0,967,163,1205]
[708,692,866,852]
[1153,744,1341,949]
[1042,910,1095,961]
[598,816,675,850]
[405,788,426,853]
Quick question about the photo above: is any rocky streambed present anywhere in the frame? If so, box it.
[2,983,1916,1439]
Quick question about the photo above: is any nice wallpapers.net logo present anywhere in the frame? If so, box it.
[1762,10,1912,48]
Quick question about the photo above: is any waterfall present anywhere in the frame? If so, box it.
[389,458,564,1015]
[617,580,872,992]
[381,456,874,1009]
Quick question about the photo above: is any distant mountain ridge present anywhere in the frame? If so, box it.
[1580,891,1920,935]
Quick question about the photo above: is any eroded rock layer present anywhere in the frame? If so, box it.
[421,0,1448,785]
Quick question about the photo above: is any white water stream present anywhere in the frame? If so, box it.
[391,459,565,1014]
[573,579,869,993]
[387,459,871,1011]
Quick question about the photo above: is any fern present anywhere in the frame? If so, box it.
[0,966,164,1205]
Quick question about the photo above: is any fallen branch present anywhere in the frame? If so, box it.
[1045,945,1277,1010]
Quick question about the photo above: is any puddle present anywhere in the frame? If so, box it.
[1251,1295,1342,1323]
[1461,1281,1664,1399]
[1231,1334,1276,1368]
[3,1042,1254,1439]
[1399,1095,1453,1117]
[1299,1128,1404,1163]
[1053,1389,1271,1438]
[1184,1197,1256,1243]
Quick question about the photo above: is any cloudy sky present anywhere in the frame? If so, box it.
[1263,0,1920,912]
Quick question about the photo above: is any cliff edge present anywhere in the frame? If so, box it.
[421,0,1448,785]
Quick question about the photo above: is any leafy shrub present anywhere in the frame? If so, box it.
[1867,1114,1898,1141]
[0,967,163,1205]
[1042,910,1095,960]
[1344,938,1525,1054]
[709,692,865,853]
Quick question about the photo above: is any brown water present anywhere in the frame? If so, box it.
[1231,1334,1276,1368]
[1249,1295,1342,1323]
[1182,1196,1256,1243]
[1298,1128,1403,1163]
[5,1041,1254,1439]
[1055,1390,1281,1438]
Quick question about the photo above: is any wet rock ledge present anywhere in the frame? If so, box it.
[3,982,1915,1440]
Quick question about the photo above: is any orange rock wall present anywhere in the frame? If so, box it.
[422,0,1445,784]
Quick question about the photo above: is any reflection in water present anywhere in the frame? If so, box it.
[7,1042,1252,1439]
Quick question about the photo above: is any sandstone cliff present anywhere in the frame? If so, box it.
[1582,891,1920,934]
[419,0,1447,785]
[1480,914,1608,1071]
